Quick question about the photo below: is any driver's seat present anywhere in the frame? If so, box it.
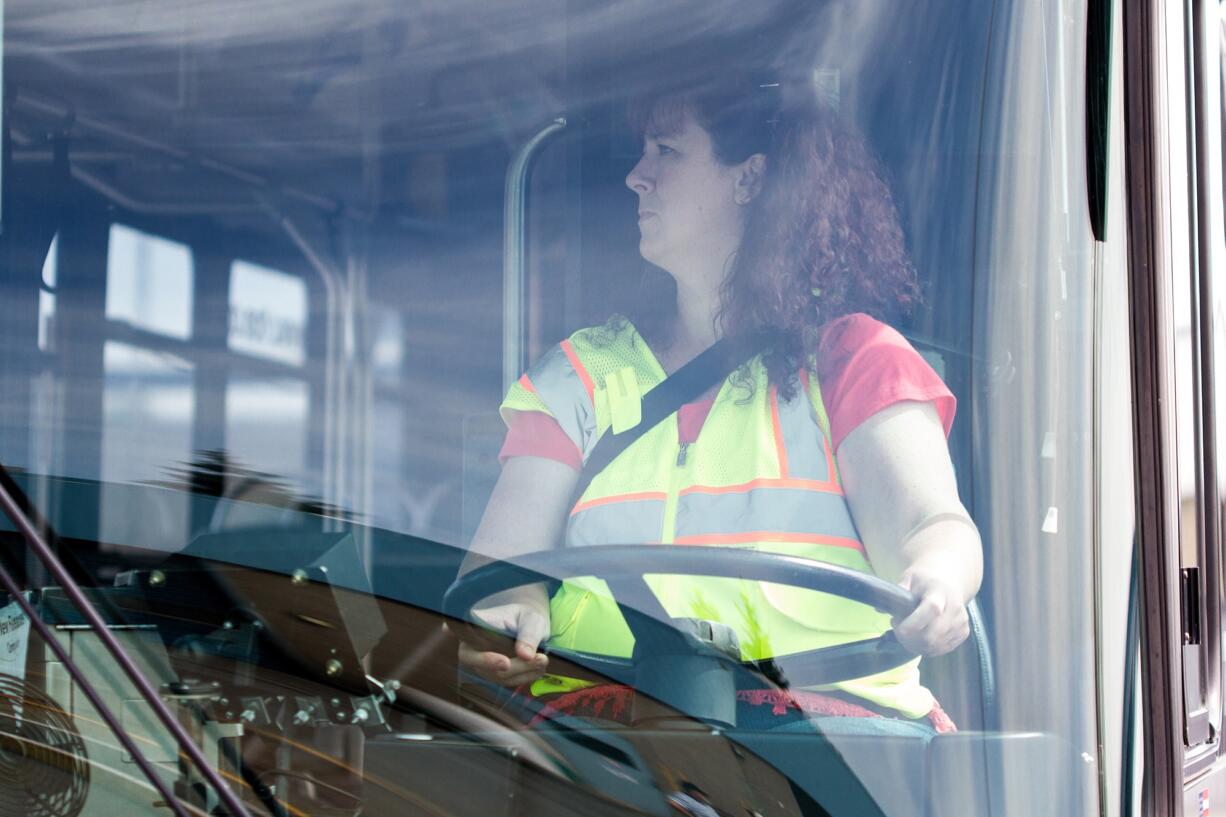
[730,725,1087,816]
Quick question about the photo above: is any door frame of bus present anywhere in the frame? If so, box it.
[1124,0,1215,813]
[1183,0,1225,770]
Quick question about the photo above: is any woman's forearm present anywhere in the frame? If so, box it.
[837,401,983,601]
[460,455,578,576]
[894,515,982,603]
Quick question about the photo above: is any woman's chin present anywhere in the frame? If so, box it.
[638,240,663,267]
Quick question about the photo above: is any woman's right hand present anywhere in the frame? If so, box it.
[456,584,552,687]
[458,456,577,687]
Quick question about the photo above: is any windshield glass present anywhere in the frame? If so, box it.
[0,1,1103,815]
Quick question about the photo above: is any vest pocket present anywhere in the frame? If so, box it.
[758,580,893,637]
[749,542,894,638]
[548,578,635,658]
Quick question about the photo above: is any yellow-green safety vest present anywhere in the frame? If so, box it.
[501,320,933,718]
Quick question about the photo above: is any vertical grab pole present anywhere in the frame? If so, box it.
[503,117,567,393]
[258,199,344,531]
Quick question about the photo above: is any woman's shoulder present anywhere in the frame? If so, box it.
[812,312,955,450]
[815,312,911,359]
[813,312,917,382]
[567,316,640,348]
[515,317,655,403]
[561,317,659,377]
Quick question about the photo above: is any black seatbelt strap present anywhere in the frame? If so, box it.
[572,337,741,504]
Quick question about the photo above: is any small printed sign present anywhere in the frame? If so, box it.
[0,596,31,682]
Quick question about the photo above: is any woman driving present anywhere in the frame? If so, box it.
[459,65,982,738]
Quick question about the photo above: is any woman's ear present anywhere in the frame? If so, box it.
[734,154,767,205]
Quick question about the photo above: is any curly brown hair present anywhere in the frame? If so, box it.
[630,71,920,398]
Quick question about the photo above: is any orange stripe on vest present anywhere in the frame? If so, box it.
[679,477,844,497]
[672,531,865,552]
[570,490,669,515]
[769,385,790,478]
[559,339,595,404]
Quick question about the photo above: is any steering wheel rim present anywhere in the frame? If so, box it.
[444,545,921,688]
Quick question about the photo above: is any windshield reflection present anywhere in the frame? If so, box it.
[0,0,1101,815]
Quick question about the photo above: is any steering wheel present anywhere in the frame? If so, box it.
[443,545,920,693]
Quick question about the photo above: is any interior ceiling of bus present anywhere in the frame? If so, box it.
[7,0,814,223]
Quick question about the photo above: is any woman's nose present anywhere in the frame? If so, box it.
[625,156,652,193]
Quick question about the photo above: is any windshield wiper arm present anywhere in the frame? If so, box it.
[0,469,257,817]
[0,557,194,815]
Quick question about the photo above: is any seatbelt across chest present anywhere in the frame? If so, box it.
[572,338,739,504]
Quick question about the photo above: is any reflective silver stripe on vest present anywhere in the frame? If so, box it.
[778,387,830,482]
[524,344,598,461]
[675,487,859,541]
[567,497,666,546]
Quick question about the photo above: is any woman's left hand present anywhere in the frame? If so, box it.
[891,570,970,656]
[837,401,981,657]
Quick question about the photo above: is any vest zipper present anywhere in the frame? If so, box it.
[660,427,688,545]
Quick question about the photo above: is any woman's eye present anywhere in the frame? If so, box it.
[657,144,676,156]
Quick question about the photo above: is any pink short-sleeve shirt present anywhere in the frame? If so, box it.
[499,313,955,470]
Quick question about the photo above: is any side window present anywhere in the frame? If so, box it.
[39,234,59,352]
[228,260,307,366]
[224,260,310,491]
[105,224,193,339]
[101,226,196,488]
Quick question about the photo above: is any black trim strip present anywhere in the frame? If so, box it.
[1122,0,1184,812]
[1087,0,1114,240]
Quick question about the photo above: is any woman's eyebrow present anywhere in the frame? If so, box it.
[644,122,683,141]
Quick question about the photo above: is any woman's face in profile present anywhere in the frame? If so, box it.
[625,111,747,276]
